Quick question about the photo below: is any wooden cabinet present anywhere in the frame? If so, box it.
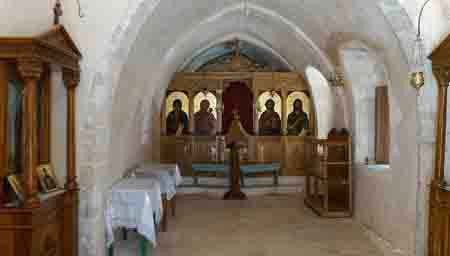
[428,33,450,256]
[0,191,78,256]
[304,130,352,217]
[0,25,81,256]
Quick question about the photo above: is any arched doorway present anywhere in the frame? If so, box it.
[222,81,254,134]
[77,1,420,255]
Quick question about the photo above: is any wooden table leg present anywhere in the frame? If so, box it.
[170,195,176,217]
[122,227,127,240]
[108,244,114,256]
[139,238,146,256]
[161,197,168,232]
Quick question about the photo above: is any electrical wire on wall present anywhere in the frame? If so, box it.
[76,0,85,18]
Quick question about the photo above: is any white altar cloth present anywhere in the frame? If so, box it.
[135,163,182,200]
[105,178,163,247]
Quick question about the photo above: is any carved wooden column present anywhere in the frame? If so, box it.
[188,90,194,134]
[0,62,8,175]
[432,66,450,183]
[216,89,223,133]
[39,66,52,164]
[161,94,167,135]
[17,58,43,207]
[253,90,259,135]
[281,88,288,135]
[63,69,80,191]
[62,69,80,256]
[0,61,8,203]
[428,66,450,256]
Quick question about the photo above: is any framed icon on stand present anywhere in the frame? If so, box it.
[37,164,59,193]
[6,174,25,202]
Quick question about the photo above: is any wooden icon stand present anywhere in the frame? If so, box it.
[223,110,248,200]
[223,142,247,200]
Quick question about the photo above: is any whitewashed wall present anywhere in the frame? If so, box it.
[339,41,389,164]
[50,66,67,186]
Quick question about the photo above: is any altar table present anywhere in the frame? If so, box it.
[135,163,182,200]
[135,163,183,231]
[105,178,163,255]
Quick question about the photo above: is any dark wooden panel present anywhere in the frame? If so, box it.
[0,230,14,255]
[0,191,77,256]
[0,61,8,204]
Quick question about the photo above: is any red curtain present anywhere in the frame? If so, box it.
[222,82,254,134]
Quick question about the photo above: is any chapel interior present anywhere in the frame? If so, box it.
[1,1,450,256]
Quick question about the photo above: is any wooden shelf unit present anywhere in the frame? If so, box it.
[304,130,352,218]
[0,25,81,256]
[427,32,450,256]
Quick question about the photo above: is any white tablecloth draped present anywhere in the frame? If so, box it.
[105,178,163,248]
[135,163,182,200]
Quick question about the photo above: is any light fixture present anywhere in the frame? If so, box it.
[410,0,432,91]
[244,0,250,17]
[53,0,84,24]
[76,0,85,18]
[53,0,63,25]
[230,39,243,71]
[328,69,345,88]
[238,0,249,30]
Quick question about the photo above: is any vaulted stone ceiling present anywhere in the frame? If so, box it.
[121,0,412,87]
[182,40,292,72]
[113,0,414,129]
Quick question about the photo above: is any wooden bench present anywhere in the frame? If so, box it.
[191,162,280,187]
[239,162,281,187]
[191,163,229,185]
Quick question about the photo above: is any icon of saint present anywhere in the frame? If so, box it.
[42,168,57,191]
[259,99,281,136]
[194,99,216,136]
[287,99,309,136]
[166,99,189,135]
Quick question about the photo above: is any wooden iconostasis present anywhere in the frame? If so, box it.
[159,72,317,177]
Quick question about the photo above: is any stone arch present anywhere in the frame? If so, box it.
[305,66,334,139]
[77,1,421,256]
[337,40,391,163]
[325,33,392,133]
[78,3,339,255]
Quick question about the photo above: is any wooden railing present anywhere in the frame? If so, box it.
[160,135,313,176]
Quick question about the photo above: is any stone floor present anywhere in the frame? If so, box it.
[114,194,382,256]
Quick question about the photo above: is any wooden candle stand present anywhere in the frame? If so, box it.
[223,111,248,200]
[223,142,247,200]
